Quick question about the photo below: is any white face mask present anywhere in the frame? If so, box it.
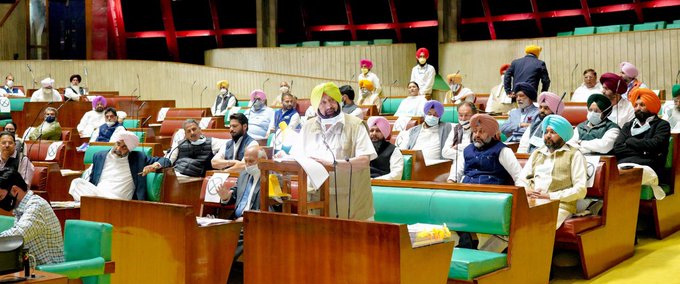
[245,164,260,176]
[418,58,427,65]
[424,115,439,127]
[450,84,461,93]
[460,120,470,130]
[106,121,116,127]
[6,80,13,88]
[252,100,264,110]
[279,86,289,94]
[189,136,206,145]
[219,88,227,95]
[587,111,602,126]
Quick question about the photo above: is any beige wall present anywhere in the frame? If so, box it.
[440,29,680,99]
[0,60,407,108]
[0,2,27,60]
[205,44,417,88]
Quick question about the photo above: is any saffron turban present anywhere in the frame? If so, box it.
[512,82,537,101]
[629,88,661,114]
[360,59,373,69]
[500,64,510,76]
[446,74,463,84]
[91,96,107,108]
[40,77,54,87]
[416,48,429,59]
[310,82,342,110]
[250,90,266,101]
[359,79,375,91]
[217,80,229,89]
[586,94,612,112]
[423,100,444,117]
[541,115,573,141]
[620,62,639,78]
[367,116,391,139]
[469,114,500,140]
[525,45,542,57]
[599,73,627,95]
[113,130,139,150]
[537,92,564,115]
[672,85,680,98]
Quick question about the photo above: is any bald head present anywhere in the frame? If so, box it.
[244,146,267,166]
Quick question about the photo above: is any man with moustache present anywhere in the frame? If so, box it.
[212,113,259,172]
[168,119,221,177]
[77,96,107,138]
[571,69,603,102]
[600,72,633,128]
[517,92,565,154]
[367,116,403,180]
[500,82,539,142]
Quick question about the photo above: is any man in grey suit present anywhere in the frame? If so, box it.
[217,145,267,220]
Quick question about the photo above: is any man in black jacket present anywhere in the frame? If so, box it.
[503,45,551,97]
[367,116,403,180]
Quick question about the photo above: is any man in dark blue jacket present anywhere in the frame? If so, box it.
[503,45,551,97]
[69,131,171,201]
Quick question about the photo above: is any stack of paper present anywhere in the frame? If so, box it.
[196,217,231,227]
[407,223,452,248]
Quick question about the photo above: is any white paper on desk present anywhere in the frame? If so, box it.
[393,116,411,132]
[0,97,10,112]
[584,155,600,188]
[424,158,449,167]
[45,141,63,161]
[293,156,329,190]
[205,173,230,203]
[196,216,231,226]
[157,107,170,122]
[199,117,212,129]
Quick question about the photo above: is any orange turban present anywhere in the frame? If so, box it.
[446,74,462,84]
[629,88,661,114]
[359,79,375,91]
[469,114,500,140]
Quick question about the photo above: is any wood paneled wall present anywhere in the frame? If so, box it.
[440,29,680,99]
[205,44,417,87]
[0,2,27,60]
[0,60,407,108]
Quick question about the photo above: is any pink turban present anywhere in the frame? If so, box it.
[367,116,392,139]
[113,130,139,150]
[537,92,565,115]
[91,96,107,109]
[469,114,500,140]
[620,62,638,78]
[250,89,266,101]
[360,59,373,69]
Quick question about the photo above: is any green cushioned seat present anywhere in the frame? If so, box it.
[449,248,508,280]
[667,23,680,29]
[557,31,573,36]
[323,41,345,46]
[130,131,145,143]
[634,23,659,31]
[401,154,412,180]
[122,119,140,128]
[236,101,250,107]
[640,184,672,200]
[83,145,153,165]
[381,97,405,115]
[372,39,393,45]
[10,98,31,111]
[596,25,621,34]
[674,20,680,24]
[647,21,666,29]
[349,41,370,46]
[279,43,299,48]
[373,187,434,224]
[0,119,11,127]
[441,106,458,123]
[0,215,14,231]
[301,41,321,47]
[574,27,595,35]
[619,24,631,31]
[146,172,164,202]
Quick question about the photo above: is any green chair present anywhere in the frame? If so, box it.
[279,43,299,48]
[122,119,140,128]
[441,106,458,124]
[130,131,146,143]
[0,215,14,231]
[323,41,346,47]
[236,101,250,107]
[301,41,321,47]
[640,136,674,200]
[349,41,370,46]
[381,97,405,115]
[556,31,574,36]
[619,24,631,31]
[401,153,413,180]
[667,23,680,29]
[37,220,113,284]
[596,25,621,34]
[574,27,596,35]
[634,23,659,31]
[372,39,393,45]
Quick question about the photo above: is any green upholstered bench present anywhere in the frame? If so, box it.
[236,101,250,107]
[557,31,574,36]
[401,154,413,180]
[372,39,393,45]
[574,27,595,35]
[122,119,140,128]
[441,105,458,123]
[381,97,406,115]
[595,25,621,34]
[0,98,31,126]
[373,186,511,281]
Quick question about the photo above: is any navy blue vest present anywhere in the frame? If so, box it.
[462,140,513,185]
[3,87,18,94]
[95,122,122,142]
[223,134,255,161]
[274,108,296,131]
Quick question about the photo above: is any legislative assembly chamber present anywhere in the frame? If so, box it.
[1,0,680,283]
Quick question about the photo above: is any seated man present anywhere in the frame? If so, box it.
[244,90,274,140]
[77,96,107,138]
[570,94,620,155]
[518,91,565,154]
[0,131,33,187]
[357,79,382,112]
[442,102,478,161]
[91,107,125,142]
[448,114,522,184]
[28,107,62,141]
[396,100,452,160]
[620,62,647,97]
[168,119,221,177]
[486,64,514,114]
[614,88,670,178]
[571,69,602,102]
[212,113,259,172]
[270,93,301,133]
[30,78,62,102]
[69,131,171,201]
[0,74,25,97]
[0,168,64,265]
[339,85,363,119]
[212,80,237,116]
[600,72,633,128]
[367,116,403,180]
[662,84,680,129]
[517,115,587,229]
[271,81,292,107]
[64,74,86,101]
[444,73,475,104]
[500,82,539,142]
[394,81,427,117]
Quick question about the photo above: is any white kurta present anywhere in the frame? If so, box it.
[0,86,25,97]
[410,64,436,96]
[374,147,404,181]
[409,125,442,160]
[64,86,84,101]
[607,98,635,128]
[441,125,471,160]
[30,89,62,102]
[486,77,514,114]
[445,88,475,104]
[69,150,134,201]
[245,107,275,140]
[571,83,603,102]
[448,146,522,183]
[77,110,105,137]
[394,95,427,117]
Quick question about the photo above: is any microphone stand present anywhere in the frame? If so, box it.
[345,157,352,218]
[320,130,339,218]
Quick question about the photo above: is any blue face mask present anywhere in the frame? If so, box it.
[45,116,55,123]
[424,115,439,127]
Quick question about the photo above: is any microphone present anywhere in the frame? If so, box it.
[262,78,270,91]
[571,63,579,92]
[140,116,152,127]
[129,88,138,97]
[129,87,139,119]
[382,80,398,113]
[26,64,31,72]
[345,156,352,219]
[199,86,207,108]
[136,101,147,127]
[83,66,89,92]
[349,73,356,82]
[26,64,36,89]
[56,98,71,111]
[166,139,189,165]
[191,80,196,97]
[320,131,339,218]
[289,80,294,91]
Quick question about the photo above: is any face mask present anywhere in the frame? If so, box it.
[424,115,439,127]
[219,88,227,95]
[0,190,17,211]
[418,58,427,65]
[460,120,471,130]
[6,80,13,88]
[361,89,370,96]
[190,136,206,145]
[450,84,461,93]
[245,164,260,176]
[279,86,289,94]
[106,121,116,127]
[252,100,264,111]
[361,68,369,75]
[587,111,602,125]
[45,116,55,123]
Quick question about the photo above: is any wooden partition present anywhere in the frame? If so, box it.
[243,211,454,284]
[0,3,27,60]
[15,101,92,132]
[80,197,241,284]
[401,150,452,181]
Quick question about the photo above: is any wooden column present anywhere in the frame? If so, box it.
[438,0,460,43]
[256,0,277,47]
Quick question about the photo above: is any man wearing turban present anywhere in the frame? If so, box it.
[599,72,634,128]
[518,115,587,229]
[570,94,620,155]
[571,69,603,102]
[444,73,475,104]
[244,89,275,140]
[410,47,436,96]
[30,77,62,102]
[64,74,86,101]
[500,82,540,142]
[620,62,648,97]
[518,92,565,154]
[661,84,680,129]
[357,79,382,112]
[69,130,172,201]
[358,59,382,97]
[486,64,514,114]
[367,116,403,180]
[77,95,107,138]
[212,80,237,116]
[614,88,670,177]
[290,82,377,220]
[503,45,551,98]
[396,100,453,160]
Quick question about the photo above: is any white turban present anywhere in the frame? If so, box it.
[113,131,139,150]
[41,77,54,88]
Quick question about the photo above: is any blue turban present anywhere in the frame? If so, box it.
[423,100,444,117]
[513,82,537,101]
[541,115,573,141]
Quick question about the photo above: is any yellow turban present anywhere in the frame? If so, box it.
[359,79,375,91]
[525,45,542,57]
[311,82,342,110]
[216,80,229,89]
[446,74,462,84]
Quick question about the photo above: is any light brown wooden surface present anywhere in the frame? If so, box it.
[243,211,454,284]
[80,197,242,284]
[16,102,93,134]
[1,270,67,284]
[160,168,205,213]
[400,150,452,181]
[0,2,26,60]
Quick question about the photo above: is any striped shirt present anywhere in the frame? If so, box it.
[0,190,64,266]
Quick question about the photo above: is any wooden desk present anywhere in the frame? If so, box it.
[0,270,67,284]
[117,100,176,127]
[17,102,93,132]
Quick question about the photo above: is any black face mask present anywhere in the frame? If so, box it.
[0,190,17,211]
[634,110,652,123]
